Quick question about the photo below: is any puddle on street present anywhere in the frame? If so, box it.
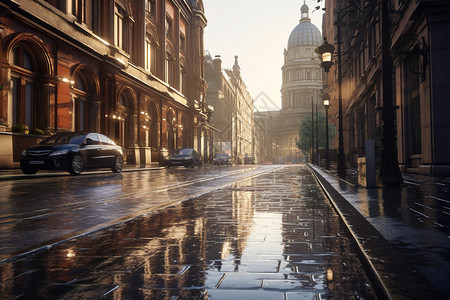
[0,166,377,299]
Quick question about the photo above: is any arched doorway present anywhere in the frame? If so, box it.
[148,101,159,150]
[116,88,135,152]
[72,67,100,132]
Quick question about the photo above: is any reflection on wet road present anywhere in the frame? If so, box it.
[0,166,376,299]
[0,165,275,261]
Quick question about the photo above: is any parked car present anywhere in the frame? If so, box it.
[20,132,124,175]
[244,156,256,164]
[213,153,233,166]
[168,148,202,168]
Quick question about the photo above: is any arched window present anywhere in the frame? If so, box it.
[116,88,135,149]
[114,1,133,53]
[165,46,176,86]
[72,67,99,132]
[10,44,38,129]
[148,102,159,150]
[145,32,158,74]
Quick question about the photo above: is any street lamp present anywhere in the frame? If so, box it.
[316,37,345,178]
[323,93,330,170]
[315,38,334,73]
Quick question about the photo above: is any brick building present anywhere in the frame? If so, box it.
[0,0,208,168]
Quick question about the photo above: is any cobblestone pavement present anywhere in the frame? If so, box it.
[0,165,377,299]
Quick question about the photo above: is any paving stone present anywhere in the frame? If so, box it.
[0,166,377,299]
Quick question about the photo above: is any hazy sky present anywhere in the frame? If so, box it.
[203,0,324,112]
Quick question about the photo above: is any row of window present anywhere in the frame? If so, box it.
[282,68,321,83]
[45,0,189,94]
[282,92,318,109]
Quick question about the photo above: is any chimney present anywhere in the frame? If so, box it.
[213,55,222,71]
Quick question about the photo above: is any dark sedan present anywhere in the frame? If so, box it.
[168,148,202,168]
[213,153,233,166]
[20,132,124,175]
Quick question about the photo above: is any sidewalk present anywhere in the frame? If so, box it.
[308,164,450,299]
[0,163,165,180]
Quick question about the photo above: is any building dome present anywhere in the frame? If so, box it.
[287,3,321,49]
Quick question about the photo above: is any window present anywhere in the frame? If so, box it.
[180,33,186,52]
[114,4,125,50]
[180,65,187,94]
[72,0,86,22]
[145,0,156,19]
[10,45,36,129]
[165,47,175,86]
[86,133,101,144]
[166,16,173,41]
[408,60,421,154]
[99,134,115,145]
[145,34,152,72]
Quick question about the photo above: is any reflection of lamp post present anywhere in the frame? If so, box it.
[323,93,330,170]
[316,34,345,178]
[316,101,319,165]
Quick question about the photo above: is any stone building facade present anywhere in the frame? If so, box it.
[0,0,208,168]
[204,52,254,164]
[321,0,450,175]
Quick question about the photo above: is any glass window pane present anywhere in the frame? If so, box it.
[11,77,19,126]
[79,100,85,131]
[25,82,33,127]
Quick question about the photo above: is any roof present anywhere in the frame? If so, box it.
[287,3,321,49]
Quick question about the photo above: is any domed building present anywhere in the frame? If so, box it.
[277,2,323,163]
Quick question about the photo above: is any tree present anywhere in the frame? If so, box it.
[297,114,337,153]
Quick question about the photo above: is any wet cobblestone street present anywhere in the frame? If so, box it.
[0,165,377,299]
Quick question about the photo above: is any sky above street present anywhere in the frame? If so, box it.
[203,0,324,112]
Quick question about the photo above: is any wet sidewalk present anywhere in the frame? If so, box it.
[309,164,450,299]
[0,165,377,299]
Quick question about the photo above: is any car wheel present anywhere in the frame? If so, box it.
[68,155,83,175]
[20,162,38,174]
[112,156,123,173]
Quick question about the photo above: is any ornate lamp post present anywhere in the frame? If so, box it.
[316,38,345,176]
[378,0,403,185]
[323,93,330,170]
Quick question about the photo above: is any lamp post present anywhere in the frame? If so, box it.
[323,93,330,170]
[315,38,343,174]
[379,0,403,185]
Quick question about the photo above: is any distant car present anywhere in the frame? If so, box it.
[244,156,255,164]
[168,148,202,168]
[20,132,124,175]
[213,153,233,166]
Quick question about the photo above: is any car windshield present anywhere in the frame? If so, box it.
[174,148,193,155]
[41,133,87,145]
